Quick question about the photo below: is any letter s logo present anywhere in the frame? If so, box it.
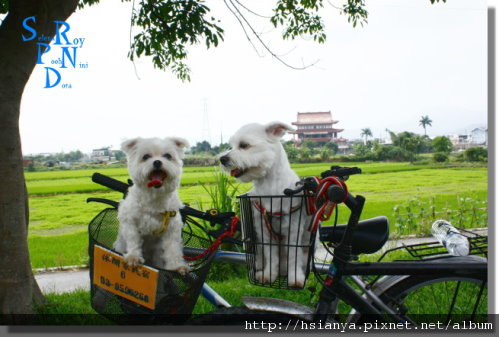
[22,16,37,42]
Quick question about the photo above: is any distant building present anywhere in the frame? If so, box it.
[449,127,487,151]
[22,159,34,168]
[91,147,113,163]
[470,127,487,145]
[291,111,344,145]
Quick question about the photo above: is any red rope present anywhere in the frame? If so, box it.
[308,176,348,234]
[183,216,239,261]
[252,201,284,241]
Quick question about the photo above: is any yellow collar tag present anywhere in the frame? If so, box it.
[152,211,177,235]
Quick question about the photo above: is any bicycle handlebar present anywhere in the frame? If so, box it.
[92,172,130,195]
[326,184,346,203]
[283,177,318,196]
[321,166,361,179]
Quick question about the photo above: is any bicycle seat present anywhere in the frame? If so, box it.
[319,216,389,255]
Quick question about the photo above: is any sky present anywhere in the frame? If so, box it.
[13,0,487,155]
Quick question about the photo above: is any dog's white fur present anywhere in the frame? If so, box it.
[220,122,312,287]
[114,137,190,275]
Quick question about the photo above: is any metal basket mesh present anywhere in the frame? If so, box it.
[88,208,213,323]
[238,194,316,289]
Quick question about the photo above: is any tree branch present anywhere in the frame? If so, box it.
[227,0,318,70]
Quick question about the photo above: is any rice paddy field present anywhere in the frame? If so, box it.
[27,162,488,269]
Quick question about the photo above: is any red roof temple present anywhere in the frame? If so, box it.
[291,111,344,144]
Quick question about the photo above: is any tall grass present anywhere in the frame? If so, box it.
[198,167,240,213]
[197,168,245,280]
[392,194,488,237]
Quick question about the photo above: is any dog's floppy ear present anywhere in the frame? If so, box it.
[265,121,294,140]
[169,137,190,159]
[121,138,141,154]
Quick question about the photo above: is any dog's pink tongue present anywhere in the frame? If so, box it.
[147,172,164,188]
[147,180,163,188]
[230,169,241,177]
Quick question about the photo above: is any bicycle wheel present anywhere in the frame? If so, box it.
[353,257,487,324]
[188,306,299,325]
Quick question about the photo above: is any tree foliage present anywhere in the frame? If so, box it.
[0,0,447,80]
[419,115,432,135]
[189,140,229,155]
[71,0,370,79]
[324,141,338,153]
[130,0,224,81]
[386,130,431,162]
[432,136,452,154]
[360,127,372,144]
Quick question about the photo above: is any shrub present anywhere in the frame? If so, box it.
[283,143,299,161]
[318,146,332,161]
[464,147,487,162]
[433,152,449,163]
[299,146,313,161]
[375,145,411,162]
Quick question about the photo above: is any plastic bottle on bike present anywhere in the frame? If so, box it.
[431,220,470,256]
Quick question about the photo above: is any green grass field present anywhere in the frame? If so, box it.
[27,162,487,269]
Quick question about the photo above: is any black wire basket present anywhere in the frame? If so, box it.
[88,208,214,324]
[238,194,316,290]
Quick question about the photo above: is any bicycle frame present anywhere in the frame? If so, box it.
[186,246,488,321]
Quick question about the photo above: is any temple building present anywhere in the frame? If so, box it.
[291,111,344,145]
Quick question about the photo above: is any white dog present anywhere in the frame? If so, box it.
[220,122,312,288]
[114,137,191,276]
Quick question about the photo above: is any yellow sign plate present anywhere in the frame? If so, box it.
[92,245,159,310]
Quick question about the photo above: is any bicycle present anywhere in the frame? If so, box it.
[86,166,488,325]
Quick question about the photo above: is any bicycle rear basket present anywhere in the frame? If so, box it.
[238,194,316,290]
[377,228,488,263]
[88,208,214,324]
[400,228,488,260]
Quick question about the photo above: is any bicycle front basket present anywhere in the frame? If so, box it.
[88,208,213,324]
[238,194,316,290]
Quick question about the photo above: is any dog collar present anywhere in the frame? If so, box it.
[152,211,177,235]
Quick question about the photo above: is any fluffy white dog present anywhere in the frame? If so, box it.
[114,137,191,275]
[220,122,313,288]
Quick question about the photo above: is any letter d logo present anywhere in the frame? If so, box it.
[44,67,61,88]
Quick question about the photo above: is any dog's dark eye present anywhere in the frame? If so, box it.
[239,142,250,150]
[163,153,172,160]
[142,154,151,161]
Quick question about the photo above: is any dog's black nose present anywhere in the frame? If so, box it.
[220,155,230,166]
[153,160,162,169]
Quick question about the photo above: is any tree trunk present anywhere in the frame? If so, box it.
[0,0,78,314]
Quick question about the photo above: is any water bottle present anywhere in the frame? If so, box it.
[431,220,470,256]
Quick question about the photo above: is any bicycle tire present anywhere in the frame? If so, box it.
[188,306,299,325]
[353,257,487,324]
